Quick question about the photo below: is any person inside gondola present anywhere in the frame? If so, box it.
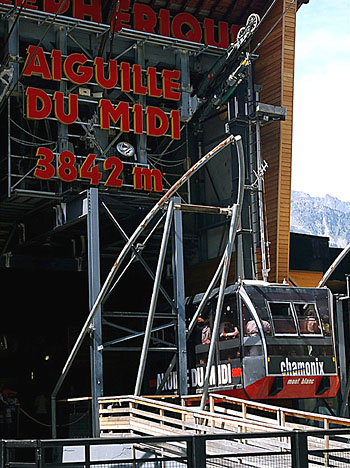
[194,315,205,345]
[304,309,321,334]
[220,322,239,340]
[201,318,211,344]
[321,314,330,336]
[246,318,270,336]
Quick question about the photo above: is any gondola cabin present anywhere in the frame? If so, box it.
[154,281,339,400]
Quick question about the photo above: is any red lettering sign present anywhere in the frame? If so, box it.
[7,1,240,48]
[33,148,164,192]
[26,87,52,120]
[171,12,202,43]
[63,53,93,85]
[53,91,78,125]
[94,57,118,89]
[23,46,51,80]
[73,0,101,22]
[99,100,130,132]
[146,106,168,137]
[133,167,163,192]
[43,0,69,15]
[132,3,156,33]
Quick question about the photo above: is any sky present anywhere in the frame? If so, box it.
[291,0,350,201]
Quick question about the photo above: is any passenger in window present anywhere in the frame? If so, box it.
[304,310,321,334]
[201,318,211,344]
[193,315,205,345]
[321,314,331,336]
[246,318,270,336]
[220,322,239,340]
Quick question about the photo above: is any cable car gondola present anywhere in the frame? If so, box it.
[154,281,339,400]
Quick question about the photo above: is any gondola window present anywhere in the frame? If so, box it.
[294,303,322,335]
[268,302,298,335]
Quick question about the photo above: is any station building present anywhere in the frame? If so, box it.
[1,0,349,438]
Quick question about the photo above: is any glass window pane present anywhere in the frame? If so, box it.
[269,302,297,334]
[294,303,322,335]
[241,301,264,356]
[220,296,240,340]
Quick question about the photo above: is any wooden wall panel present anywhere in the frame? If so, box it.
[289,270,324,288]
[253,0,296,282]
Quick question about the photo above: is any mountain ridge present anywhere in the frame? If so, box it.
[290,191,350,248]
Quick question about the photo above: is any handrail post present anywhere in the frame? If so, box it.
[35,441,42,468]
[51,395,56,438]
[0,441,4,468]
[291,430,308,468]
[209,395,214,413]
[324,419,329,466]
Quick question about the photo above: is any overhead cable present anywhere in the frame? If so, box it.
[10,118,55,143]
[0,0,26,61]
[252,0,298,54]
[0,0,68,115]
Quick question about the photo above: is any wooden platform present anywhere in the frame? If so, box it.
[99,393,350,465]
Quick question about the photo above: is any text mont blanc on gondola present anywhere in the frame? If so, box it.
[24,45,182,192]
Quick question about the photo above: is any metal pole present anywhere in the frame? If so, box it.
[7,13,19,198]
[156,138,245,394]
[134,199,174,395]
[336,298,347,415]
[173,197,188,396]
[152,254,225,390]
[155,253,225,394]
[50,135,238,419]
[87,188,103,438]
[318,243,350,288]
[247,67,258,279]
[200,203,239,410]
[200,137,245,410]
[291,431,309,468]
[136,42,147,164]
[256,122,269,281]
[101,202,176,313]
[188,255,225,335]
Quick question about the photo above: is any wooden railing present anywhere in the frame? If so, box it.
[98,393,350,459]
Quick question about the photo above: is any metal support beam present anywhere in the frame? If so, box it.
[291,431,309,468]
[134,199,174,395]
[176,49,193,121]
[318,243,350,288]
[101,201,176,313]
[50,135,239,426]
[200,137,245,410]
[199,204,239,410]
[6,14,19,198]
[102,320,175,347]
[56,26,68,155]
[136,42,147,164]
[247,65,258,279]
[155,253,226,394]
[174,203,232,215]
[173,196,188,396]
[336,298,347,413]
[87,188,103,437]
[255,121,270,281]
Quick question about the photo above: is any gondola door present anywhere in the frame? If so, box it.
[217,293,242,389]
[239,288,268,392]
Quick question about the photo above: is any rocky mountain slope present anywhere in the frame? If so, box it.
[290,191,350,248]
